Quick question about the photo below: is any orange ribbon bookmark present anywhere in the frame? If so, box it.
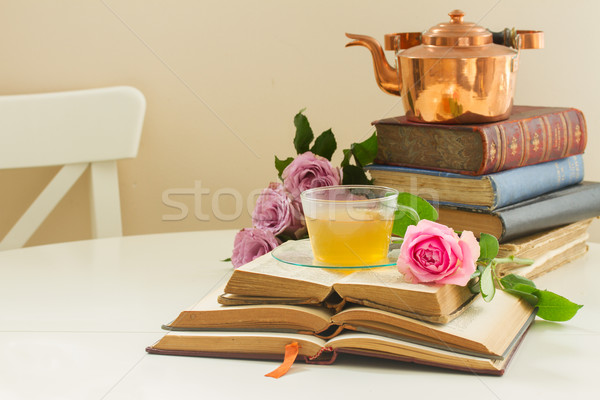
[265,342,299,379]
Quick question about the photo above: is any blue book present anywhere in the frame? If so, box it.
[366,155,584,210]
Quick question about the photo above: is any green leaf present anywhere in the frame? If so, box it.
[478,233,499,261]
[468,270,482,294]
[310,129,337,161]
[534,290,583,322]
[341,165,373,185]
[293,110,314,154]
[504,286,539,306]
[392,208,418,237]
[391,193,439,238]
[468,277,481,294]
[276,233,295,243]
[480,263,495,302]
[274,156,294,180]
[397,192,438,222]
[221,257,231,262]
[470,270,482,279]
[341,148,352,168]
[500,274,536,290]
[351,132,378,167]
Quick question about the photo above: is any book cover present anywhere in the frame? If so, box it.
[436,182,600,242]
[367,155,584,210]
[374,106,587,176]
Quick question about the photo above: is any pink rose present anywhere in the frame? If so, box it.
[231,228,281,268]
[252,183,305,238]
[397,220,480,286]
[282,152,341,202]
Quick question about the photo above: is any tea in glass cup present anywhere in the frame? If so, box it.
[300,185,398,266]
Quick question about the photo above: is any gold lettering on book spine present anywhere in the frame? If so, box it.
[492,125,504,172]
[574,125,582,145]
[517,120,528,166]
[510,137,518,157]
[540,115,552,162]
[576,110,587,150]
[532,133,540,152]
[559,112,570,158]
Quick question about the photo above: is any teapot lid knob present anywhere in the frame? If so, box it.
[448,10,465,24]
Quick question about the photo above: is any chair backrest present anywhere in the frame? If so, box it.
[0,86,146,250]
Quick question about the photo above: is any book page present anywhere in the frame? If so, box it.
[334,290,533,356]
[498,219,591,258]
[169,282,335,332]
[155,331,327,357]
[335,266,440,293]
[327,331,492,360]
[191,282,333,320]
[326,331,503,373]
[502,238,588,279]
[238,252,346,287]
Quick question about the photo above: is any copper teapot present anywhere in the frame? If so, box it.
[346,10,543,124]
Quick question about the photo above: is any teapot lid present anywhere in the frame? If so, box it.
[422,10,491,47]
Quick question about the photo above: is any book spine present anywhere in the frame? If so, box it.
[478,108,587,175]
[498,182,600,242]
[490,155,584,209]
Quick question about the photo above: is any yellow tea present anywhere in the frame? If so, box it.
[305,209,393,266]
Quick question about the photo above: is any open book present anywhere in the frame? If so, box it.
[148,286,535,375]
[146,329,529,376]
[222,254,474,324]
[162,283,533,358]
[221,219,591,324]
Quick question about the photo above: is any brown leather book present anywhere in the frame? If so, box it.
[374,106,587,176]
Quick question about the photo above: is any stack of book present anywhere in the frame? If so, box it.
[146,107,599,376]
[147,254,536,375]
[367,105,600,275]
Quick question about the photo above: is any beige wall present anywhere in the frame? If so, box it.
[1,0,599,246]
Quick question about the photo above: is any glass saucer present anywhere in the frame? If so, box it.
[271,239,400,269]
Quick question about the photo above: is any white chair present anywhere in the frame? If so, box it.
[0,86,146,250]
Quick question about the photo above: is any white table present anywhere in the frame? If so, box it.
[0,230,598,399]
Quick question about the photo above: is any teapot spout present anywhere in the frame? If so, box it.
[345,33,401,96]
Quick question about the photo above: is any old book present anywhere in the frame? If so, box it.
[366,155,584,210]
[147,284,535,375]
[374,106,587,176]
[436,182,600,242]
[146,329,530,375]
[164,283,534,359]
[496,219,592,279]
[221,252,475,324]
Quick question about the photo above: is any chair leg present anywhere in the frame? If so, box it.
[90,160,123,238]
[0,163,89,250]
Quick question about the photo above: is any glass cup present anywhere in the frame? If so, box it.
[300,185,398,266]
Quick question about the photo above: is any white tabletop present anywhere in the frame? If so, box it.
[0,230,598,399]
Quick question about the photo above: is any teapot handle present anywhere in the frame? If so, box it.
[491,28,544,49]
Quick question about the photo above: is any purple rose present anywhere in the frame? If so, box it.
[231,228,281,268]
[282,152,341,202]
[252,183,305,238]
